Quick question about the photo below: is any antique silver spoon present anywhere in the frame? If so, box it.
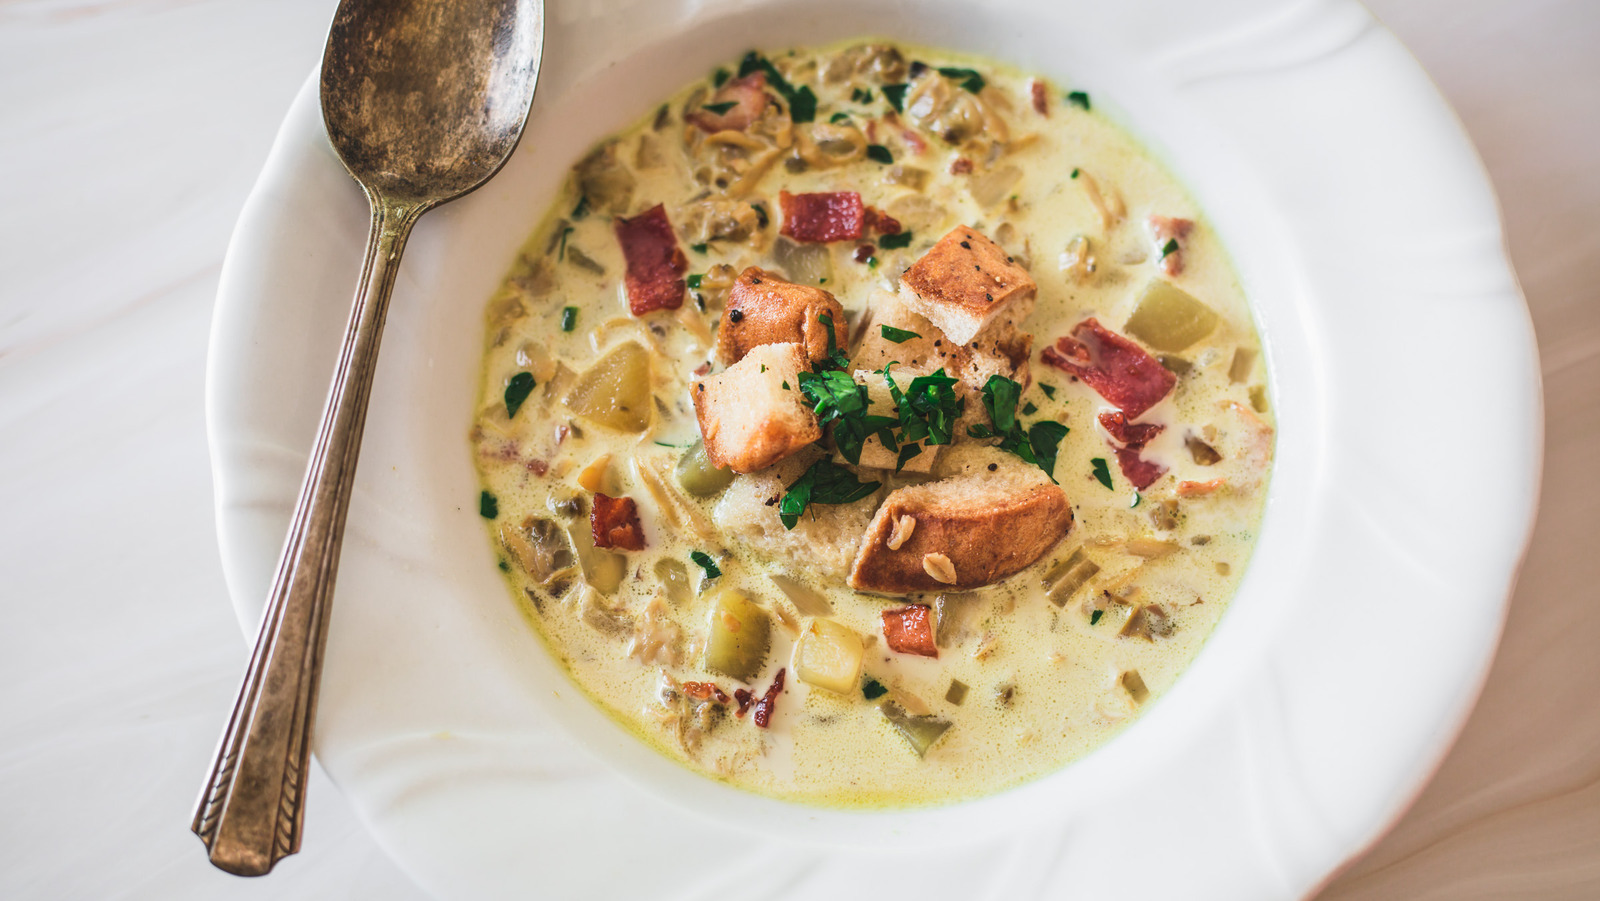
[192,0,543,876]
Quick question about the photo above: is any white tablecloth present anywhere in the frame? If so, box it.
[2,1,1594,897]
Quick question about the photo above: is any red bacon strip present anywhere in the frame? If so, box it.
[689,72,768,133]
[864,206,902,235]
[1030,80,1049,116]
[882,604,937,658]
[733,688,754,717]
[1149,215,1194,276]
[752,668,785,728]
[681,681,731,704]
[1114,447,1168,491]
[591,493,645,551]
[614,204,687,315]
[1099,410,1168,490]
[1042,318,1177,421]
[779,191,865,243]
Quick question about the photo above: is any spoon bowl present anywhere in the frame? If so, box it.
[192,0,543,877]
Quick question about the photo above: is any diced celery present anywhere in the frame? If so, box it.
[793,618,863,695]
[702,587,770,682]
[564,341,652,433]
[565,521,624,594]
[675,440,735,497]
[880,701,952,758]
[1229,347,1257,383]
[1125,280,1219,352]
[1047,547,1100,607]
[652,558,691,604]
[945,680,969,706]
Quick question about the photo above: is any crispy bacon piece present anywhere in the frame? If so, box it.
[1030,79,1048,116]
[779,191,865,243]
[949,157,973,175]
[1177,478,1228,498]
[681,681,731,704]
[853,243,876,263]
[733,688,754,717]
[1099,410,1168,490]
[1042,318,1177,420]
[591,493,645,551]
[752,668,785,728]
[864,207,902,235]
[1149,215,1194,276]
[614,204,687,315]
[882,604,938,658]
[688,72,767,133]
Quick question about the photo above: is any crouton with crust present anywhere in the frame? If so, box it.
[692,343,820,474]
[848,459,1072,595]
[712,447,884,581]
[716,267,849,366]
[899,225,1036,345]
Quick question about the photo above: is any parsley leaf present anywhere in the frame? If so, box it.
[1091,457,1114,489]
[1022,401,1038,416]
[968,374,1070,480]
[1040,383,1057,399]
[712,67,731,88]
[880,325,921,343]
[560,307,578,332]
[1130,491,1142,508]
[1161,238,1179,258]
[878,231,914,250]
[851,86,874,104]
[738,51,817,123]
[479,490,498,519]
[866,144,893,165]
[1067,90,1091,111]
[779,459,881,529]
[937,66,986,93]
[863,677,888,700]
[1090,609,1103,625]
[1028,421,1070,479]
[570,195,589,220]
[982,374,1022,434]
[882,83,909,112]
[702,101,738,115]
[885,365,962,447]
[504,371,536,417]
[690,242,708,254]
[816,312,849,370]
[797,369,895,465]
[686,273,704,290]
[690,550,722,580]
[1070,168,1080,180]
[830,111,851,124]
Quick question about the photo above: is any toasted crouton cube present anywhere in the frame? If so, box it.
[847,368,942,473]
[852,290,1032,394]
[692,343,820,474]
[848,463,1072,595]
[716,267,849,366]
[712,448,882,581]
[899,225,1036,345]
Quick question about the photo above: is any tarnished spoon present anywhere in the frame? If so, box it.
[192,0,543,876]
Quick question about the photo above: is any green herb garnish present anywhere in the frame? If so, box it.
[504,371,536,417]
[816,312,849,370]
[1067,90,1091,111]
[1022,401,1038,416]
[863,677,888,700]
[557,225,574,261]
[779,459,881,529]
[702,101,738,115]
[885,364,962,448]
[966,375,1069,479]
[1161,238,1179,259]
[851,86,874,104]
[712,67,731,88]
[937,66,986,93]
[1130,491,1142,508]
[560,307,578,332]
[479,490,499,519]
[1028,421,1070,480]
[690,242,708,254]
[1070,168,1079,180]
[690,550,722,580]
[1090,457,1114,489]
[880,325,921,343]
[882,82,909,112]
[866,144,893,165]
[570,195,589,220]
[830,111,851,124]
[498,559,510,572]
[738,51,817,123]
[686,273,704,290]
[798,369,896,465]
[878,231,914,250]
[1090,609,1103,625]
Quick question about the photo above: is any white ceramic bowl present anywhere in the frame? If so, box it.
[208,0,1540,897]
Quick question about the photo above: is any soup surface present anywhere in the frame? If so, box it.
[471,41,1273,807]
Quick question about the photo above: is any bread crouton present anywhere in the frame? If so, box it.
[716,267,849,366]
[692,343,819,474]
[848,463,1071,595]
[852,290,1033,394]
[847,368,941,473]
[899,225,1036,345]
[712,448,884,581]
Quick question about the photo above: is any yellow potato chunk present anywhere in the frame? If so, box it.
[702,587,770,683]
[564,341,652,432]
[1124,280,1219,352]
[793,618,864,695]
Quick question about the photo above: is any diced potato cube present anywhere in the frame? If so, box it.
[793,618,864,695]
[564,341,653,432]
[702,587,770,683]
[1124,280,1218,352]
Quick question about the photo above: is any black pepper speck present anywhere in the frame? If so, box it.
[729,309,744,323]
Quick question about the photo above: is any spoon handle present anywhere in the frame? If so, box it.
[192,195,424,876]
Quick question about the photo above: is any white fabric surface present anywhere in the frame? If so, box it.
[0,0,1593,898]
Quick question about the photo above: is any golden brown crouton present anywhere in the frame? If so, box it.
[852,290,1032,394]
[716,267,849,366]
[692,343,820,474]
[848,464,1071,595]
[899,225,1036,345]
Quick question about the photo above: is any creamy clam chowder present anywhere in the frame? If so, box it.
[471,41,1273,807]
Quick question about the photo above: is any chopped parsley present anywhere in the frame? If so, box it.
[689,242,708,254]
[1090,609,1103,626]
[570,195,589,220]
[967,374,1069,480]
[686,273,704,290]
[1161,238,1180,259]
[1021,401,1038,416]
[779,459,881,529]
[1130,491,1142,508]
[1091,457,1114,489]
[701,101,737,115]
[866,144,894,165]
[557,225,574,261]
[781,380,790,390]
[690,550,722,580]
[882,82,909,112]
[878,230,914,250]
[560,307,578,332]
[797,369,896,465]
[815,312,850,370]
[504,371,536,417]
[479,490,498,519]
[829,111,851,124]
[863,677,888,700]
[937,66,986,94]
[880,325,921,343]
[712,67,731,88]
[851,86,874,104]
[1070,168,1079,180]
[1067,90,1091,111]
[738,51,817,123]
[498,559,510,572]
[884,365,962,448]
[866,255,879,269]
[1040,383,1058,400]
